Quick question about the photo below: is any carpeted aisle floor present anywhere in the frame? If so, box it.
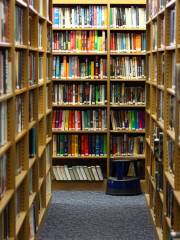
[38,191,155,240]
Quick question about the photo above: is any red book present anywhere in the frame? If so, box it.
[68,111,72,130]
[84,134,89,156]
[77,110,81,130]
[52,110,56,128]
[72,110,75,129]
[81,135,84,155]
[58,110,62,129]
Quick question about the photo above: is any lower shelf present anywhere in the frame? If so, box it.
[52,180,107,191]
[52,180,146,192]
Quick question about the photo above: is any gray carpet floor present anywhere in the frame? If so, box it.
[38,191,155,240]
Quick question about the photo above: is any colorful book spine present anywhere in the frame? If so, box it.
[53,30,107,52]
[110,110,145,130]
[52,6,107,28]
[53,83,107,105]
[52,109,107,130]
[53,56,107,79]
[53,134,107,156]
[110,134,145,156]
[110,32,146,52]
[29,127,37,158]
[110,56,145,78]
[110,83,145,104]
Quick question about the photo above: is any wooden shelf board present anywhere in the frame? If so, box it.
[29,120,36,130]
[52,51,107,55]
[38,145,46,158]
[174,191,180,205]
[0,93,13,103]
[29,84,39,91]
[15,87,27,96]
[16,211,27,236]
[52,103,107,108]
[39,177,44,191]
[110,129,145,133]
[15,129,27,143]
[158,47,165,52]
[146,137,151,147]
[15,44,28,49]
[29,156,37,169]
[157,120,164,130]
[110,104,145,108]
[167,88,175,96]
[167,129,175,141]
[110,27,146,31]
[0,42,11,47]
[53,0,108,4]
[29,192,36,209]
[46,194,52,208]
[38,208,46,226]
[16,0,27,7]
[110,78,146,82]
[0,142,11,157]
[0,190,14,215]
[110,154,145,159]
[165,216,171,229]
[38,113,44,121]
[52,179,106,191]
[52,78,108,82]
[52,129,107,133]
[110,0,146,4]
[29,46,38,52]
[165,171,175,189]
[46,109,52,116]
[166,0,176,8]
[110,52,146,56]
[46,137,52,145]
[53,155,108,159]
[53,27,108,31]
[15,170,27,189]
[166,45,176,51]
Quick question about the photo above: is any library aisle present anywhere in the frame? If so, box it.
[38,191,155,240]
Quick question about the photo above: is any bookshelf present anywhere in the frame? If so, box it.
[52,0,146,190]
[0,0,52,239]
[145,0,180,239]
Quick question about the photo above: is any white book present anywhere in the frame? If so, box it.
[60,166,68,180]
[79,166,87,180]
[72,166,80,180]
[69,168,76,181]
[53,166,60,180]
[96,166,104,181]
[64,165,71,181]
[91,166,99,181]
[76,166,83,180]
[83,166,91,181]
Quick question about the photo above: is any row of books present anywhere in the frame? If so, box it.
[110,32,146,52]
[29,52,37,85]
[110,57,145,79]
[15,5,24,45]
[110,84,145,105]
[53,134,107,156]
[111,135,145,156]
[0,0,8,42]
[53,165,103,181]
[53,83,107,105]
[110,110,145,130]
[147,0,172,19]
[0,154,7,199]
[52,110,107,130]
[29,91,35,122]
[53,31,107,52]
[110,7,146,28]
[0,102,7,148]
[53,6,107,28]
[53,56,107,79]
[166,182,174,227]
[29,204,37,239]
[15,51,24,89]
[0,49,11,95]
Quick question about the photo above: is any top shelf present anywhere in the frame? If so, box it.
[53,0,146,4]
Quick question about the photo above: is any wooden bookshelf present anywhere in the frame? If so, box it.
[145,0,180,239]
[52,0,146,190]
[0,0,52,239]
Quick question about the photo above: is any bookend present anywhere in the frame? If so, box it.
[106,159,142,196]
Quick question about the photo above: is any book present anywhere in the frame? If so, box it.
[29,127,37,158]
[110,110,145,130]
[111,134,145,156]
[29,52,37,86]
[29,204,37,240]
[110,56,145,79]
[53,56,107,79]
[0,154,7,199]
[0,205,10,239]
[110,83,145,105]
[169,95,176,131]
[152,22,157,50]
[0,0,8,42]
[16,141,22,176]
[170,8,176,46]
[52,109,107,131]
[176,64,180,101]
[29,169,33,195]
[0,101,7,148]
[53,30,107,52]
[91,166,99,181]
[53,83,107,105]
[110,7,146,28]
[160,16,165,48]
[167,137,174,173]
[96,165,103,180]
[52,6,107,28]
[38,54,43,82]
[15,50,24,89]
[29,91,35,122]
[0,49,12,95]
[38,22,43,49]
[110,32,146,52]
[171,52,176,90]
[166,182,174,226]
[15,95,24,134]
[15,5,24,45]
[157,90,164,122]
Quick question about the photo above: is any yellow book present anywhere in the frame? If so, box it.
[65,110,69,130]
[134,137,138,154]
[71,135,75,156]
[91,61,94,79]
[75,135,78,156]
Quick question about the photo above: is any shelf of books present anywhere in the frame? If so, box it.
[52,0,146,190]
[145,0,180,239]
[0,0,52,239]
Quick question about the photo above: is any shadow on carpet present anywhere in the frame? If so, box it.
[38,191,155,240]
